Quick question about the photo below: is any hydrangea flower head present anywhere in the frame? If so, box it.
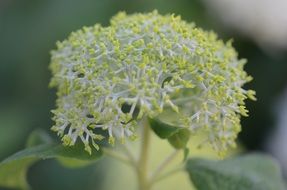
[50,11,255,154]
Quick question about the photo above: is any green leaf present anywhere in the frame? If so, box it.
[0,132,103,190]
[25,129,53,147]
[185,154,286,190]
[149,117,190,149]
[183,147,190,162]
[149,117,180,139]
[168,129,190,149]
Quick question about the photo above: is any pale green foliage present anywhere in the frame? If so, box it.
[186,154,286,190]
[49,11,255,154]
[0,130,102,190]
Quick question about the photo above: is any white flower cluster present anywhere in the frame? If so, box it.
[50,11,255,154]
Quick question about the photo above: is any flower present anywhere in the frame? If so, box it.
[49,11,255,154]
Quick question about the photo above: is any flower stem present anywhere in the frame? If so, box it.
[104,119,185,189]
[137,118,151,190]
[151,166,184,184]
[102,147,133,166]
[121,142,137,166]
[149,149,180,181]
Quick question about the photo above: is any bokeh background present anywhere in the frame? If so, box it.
[0,0,286,189]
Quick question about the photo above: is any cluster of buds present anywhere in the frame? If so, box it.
[50,11,255,154]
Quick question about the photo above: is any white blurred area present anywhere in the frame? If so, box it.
[267,88,287,177]
[204,0,287,52]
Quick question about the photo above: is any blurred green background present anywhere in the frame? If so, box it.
[0,0,286,189]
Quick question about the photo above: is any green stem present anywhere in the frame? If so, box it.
[137,118,151,190]
[104,119,185,189]
[149,149,180,181]
[121,143,137,166]
[102,147,133,166]
[151,166,184,185]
